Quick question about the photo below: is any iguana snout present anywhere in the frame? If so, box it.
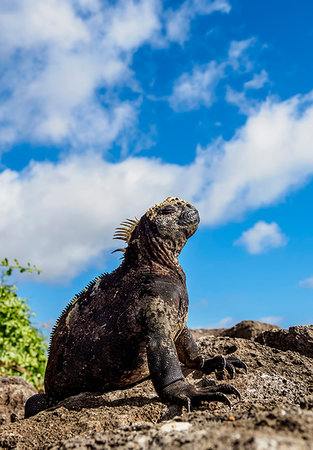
[147,197,200,240]
[178,203,199,227]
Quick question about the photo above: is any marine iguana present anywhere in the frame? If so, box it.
[25,197,246,418]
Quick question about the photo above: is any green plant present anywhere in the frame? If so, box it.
[0,258,47,388]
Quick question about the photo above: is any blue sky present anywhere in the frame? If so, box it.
[1,0,313,332]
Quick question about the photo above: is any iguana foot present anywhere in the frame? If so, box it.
[161,379,241,413]
[203,355,248,379]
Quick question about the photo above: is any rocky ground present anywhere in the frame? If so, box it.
[0,321,313,449]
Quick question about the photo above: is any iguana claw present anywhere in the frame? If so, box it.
[161,379,240,412]
[227,355,248,373]
[202,355,226,374]
[225,356,248,379]
[192,389,232,409]
[203,355,248,380]
[205,383,241,401]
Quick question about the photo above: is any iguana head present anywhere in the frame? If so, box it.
[145,197,199,241]
[114,197,200,267]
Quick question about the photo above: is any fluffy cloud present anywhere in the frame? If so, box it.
[169,36,257,113]
[165,5,191,44]
[0,0,161,151]
[226,70,269,114]
[227,38,255,70]
[0,0,233,152]
[234,221,288,254]
[258,316,284,325]
[244,70,269,90]
[299,277,313,288]
[169,62,224,111]
[106,0,161,51]
[196,91,313,223]
[1,91,313,281]
[165,0,231,44]
[205,316,236,329]
[0,154,187,281]
[225,86,257,115]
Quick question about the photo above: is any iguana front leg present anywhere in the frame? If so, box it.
[145,300,239,411]
[175,327,248,378]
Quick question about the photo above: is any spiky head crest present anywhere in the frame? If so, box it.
[112,217,139,254]
[112,197,198,256]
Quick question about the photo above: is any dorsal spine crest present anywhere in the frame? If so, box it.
[49,272,108,349]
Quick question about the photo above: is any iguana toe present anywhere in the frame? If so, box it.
[204,355,248,380]
[225,356,248,378]
[161,379,240,412]
[193,391,232,409]
[202,355,226,374]
[203,383,241,401]
[196,377,217,388]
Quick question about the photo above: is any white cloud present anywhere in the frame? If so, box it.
[169,35,258,113]
[0,0,161,151]
[0,0,233,151]
[0,0,89,55]
[225,86,258,115]
[193,299,209,308]
[206,316,236,329]
[228,38,255,70]
[244,70,269,90]
[165,4,191,45]
[0,154,188,281]
[106,0,161,51]
[299,277,313,288]
[258,316,284,325]
[169,61,224,111]
[234,221,288,254]
[193,0,231,14]
[1,92,313,281]
[196,91,313,224]
[165,0,231,44]
[226,70,269,115]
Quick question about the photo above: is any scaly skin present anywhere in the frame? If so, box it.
[25,197,246,418]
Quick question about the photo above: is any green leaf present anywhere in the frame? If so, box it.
[0,257,46,388]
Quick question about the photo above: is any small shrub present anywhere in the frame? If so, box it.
[0,258,47,388]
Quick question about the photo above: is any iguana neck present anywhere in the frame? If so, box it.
[122,218,186,278]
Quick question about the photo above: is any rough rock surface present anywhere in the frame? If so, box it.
[0,376,37,426]
[191,321,280,341]
[0,323,313,449]
[256,325,313,358]
[222,320,281,340]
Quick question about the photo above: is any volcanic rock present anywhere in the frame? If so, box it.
[0,325,313,449]
[0,376,37,426]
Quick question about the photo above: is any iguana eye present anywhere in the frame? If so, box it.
[160,206,176,215]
